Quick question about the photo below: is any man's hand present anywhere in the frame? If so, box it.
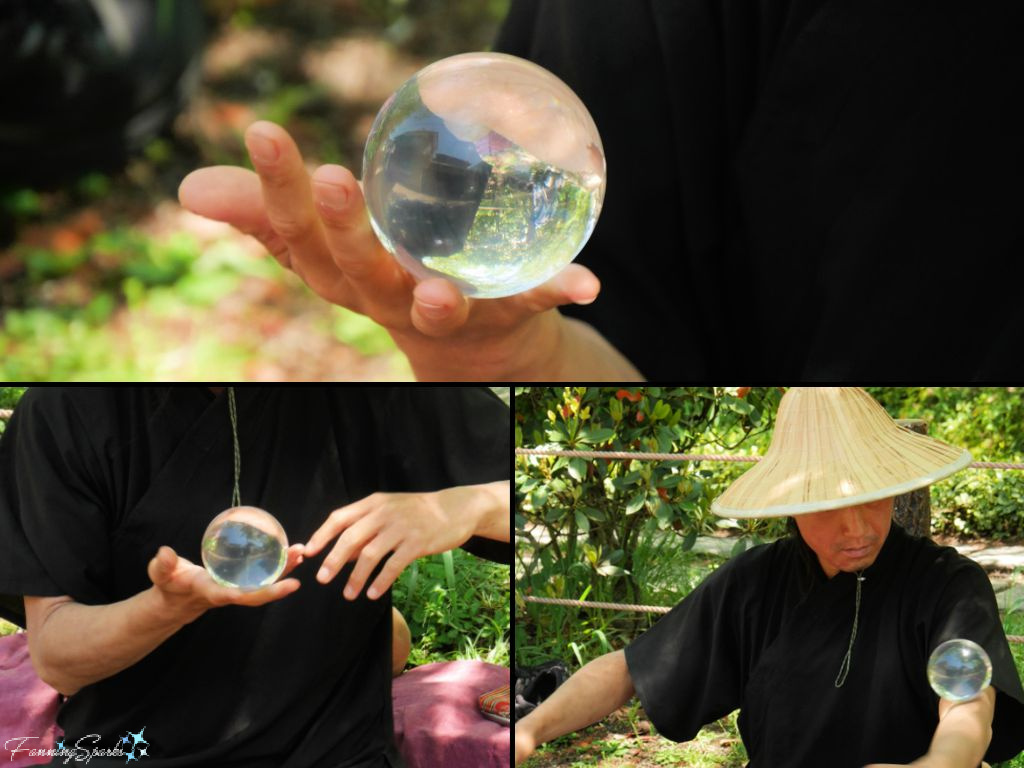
[178,120,601,381]
[302,487,493,600]
[147,544,304,624]
[865,686,995,768]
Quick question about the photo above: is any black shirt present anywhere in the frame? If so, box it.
[495,1,1024,380]
[624,525,1024,766]
[0,386,509,768]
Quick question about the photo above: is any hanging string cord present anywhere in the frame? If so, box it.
[835,571,865,688]
[228,387,241,508]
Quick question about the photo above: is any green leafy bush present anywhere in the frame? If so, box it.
[515,387,783,647]
[392,549,510,666]
[867,387,1024,539]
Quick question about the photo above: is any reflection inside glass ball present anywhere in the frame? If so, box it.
[362,52,606,298]
[201,506,288,591]
[927,638,992,702]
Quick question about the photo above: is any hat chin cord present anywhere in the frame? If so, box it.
[834,571,865,688]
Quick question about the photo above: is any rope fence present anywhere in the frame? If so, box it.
[515,447,1024,471]
[520,595,1024,644]
[517,445,1024,644]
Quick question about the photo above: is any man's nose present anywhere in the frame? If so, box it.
[838,506,871,537]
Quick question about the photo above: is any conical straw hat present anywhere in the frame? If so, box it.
[711,388,972,518]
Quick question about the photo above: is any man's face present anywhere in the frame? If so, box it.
[794,498,893,578]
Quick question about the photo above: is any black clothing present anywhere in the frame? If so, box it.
[625,525,1024,766]
[0,387,509,768]
[495,1,1024,380]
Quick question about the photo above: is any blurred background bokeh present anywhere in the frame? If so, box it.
[0,0,510,380]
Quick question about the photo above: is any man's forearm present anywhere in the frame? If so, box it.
[519,650,636,748]
[925,688,995,768]
[29,587,190,696]
[468,480,511,543]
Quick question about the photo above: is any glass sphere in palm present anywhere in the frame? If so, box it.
[362,52,606,298]
[201,506,288,591]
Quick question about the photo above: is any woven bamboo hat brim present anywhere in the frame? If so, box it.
[711,388,972,519]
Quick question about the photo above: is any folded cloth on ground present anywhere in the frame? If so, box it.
[478,683,510,726]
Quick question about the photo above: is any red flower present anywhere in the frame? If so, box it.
[737,387,752,399]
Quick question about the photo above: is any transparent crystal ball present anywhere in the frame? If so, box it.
[927,638,992,702]
[362,52,606,298]
[201,506,288,591]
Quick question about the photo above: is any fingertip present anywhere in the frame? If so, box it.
[177,169,201,207]
[561,264,601,305]
[414,276,463,306]
[411,278,469,335]
[311,164,360,191]
[246,119,283,139]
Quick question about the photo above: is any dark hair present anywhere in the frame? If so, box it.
[786,516,822,584]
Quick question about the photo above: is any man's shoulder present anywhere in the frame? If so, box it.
[892,526,990,590]
[704,535,800,588]
[5,388,169,458]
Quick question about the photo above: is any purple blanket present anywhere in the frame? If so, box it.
[392,660,510,768]
[0,633,59,766]
[0,634,509,767]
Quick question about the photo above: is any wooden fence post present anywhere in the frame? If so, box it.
[893,419,931,538]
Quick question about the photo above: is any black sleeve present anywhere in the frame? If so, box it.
[623,560,743,742]
[927,558,1024,763]
[376,386,510,564]
[0,388,116,626]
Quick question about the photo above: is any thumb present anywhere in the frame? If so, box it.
[147,546,178,587]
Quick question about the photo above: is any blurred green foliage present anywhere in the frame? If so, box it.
[2,0,511,381]
[867,387,1024,540]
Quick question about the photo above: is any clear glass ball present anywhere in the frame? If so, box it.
[362,52,606,298]
[926,638,992,702]
[201,506,288,591]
